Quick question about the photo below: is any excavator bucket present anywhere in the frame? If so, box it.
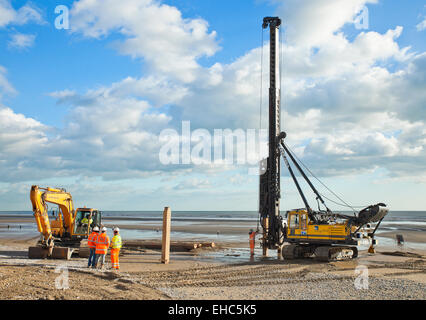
[28,246,73,259]
[28,246,50,259]
[78,247,90,258]
[78,239,90,258]
[51,247,73,260]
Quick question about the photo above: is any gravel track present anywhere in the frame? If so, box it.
[134,260,426,300]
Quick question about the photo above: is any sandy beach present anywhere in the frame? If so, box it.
[0,214,425,301]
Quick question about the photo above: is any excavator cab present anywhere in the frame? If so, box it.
[73,208,101,236]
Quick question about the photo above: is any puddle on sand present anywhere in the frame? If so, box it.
[172,247,276,264]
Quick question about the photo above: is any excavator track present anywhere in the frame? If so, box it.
[282,244,297,259]
[314,246,358,262]
[282,244,316,259]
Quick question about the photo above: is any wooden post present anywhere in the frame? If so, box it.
[161,207,171,264]
[262,217,269,257]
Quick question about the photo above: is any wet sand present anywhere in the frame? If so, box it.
[377,230,426,244]
[0,216,425,300]
[104,222,253,235]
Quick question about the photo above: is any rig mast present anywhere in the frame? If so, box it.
[259,17,285,252]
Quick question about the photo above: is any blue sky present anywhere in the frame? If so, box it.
[0,0,425,211]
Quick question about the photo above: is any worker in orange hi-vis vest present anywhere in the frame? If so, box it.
[249,229,258,256]
[94,227,110,270]
[110,227,122,271]
[87,226,99,268]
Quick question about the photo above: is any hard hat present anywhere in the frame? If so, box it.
[113,227,120,232]
[101,227,107,232]
[93,226,99,231]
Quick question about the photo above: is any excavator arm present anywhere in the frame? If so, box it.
[29,185,78,259]
[30,185,75,246]
[29,185,101,259]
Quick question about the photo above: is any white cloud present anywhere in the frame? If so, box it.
[1,0,425,188]
[417,18,426,31]
[0,0,14,26]
[0,65,16,97]
[14,2,44,25]
[108,75,189,107]
[173,178,212,190]
[8,32,35,49]
[278,0,378,47]
[0,107,47,161]
[70,0,220,83]
[0,0,44,27]
[62,0,426,182]
[296,111,425,178]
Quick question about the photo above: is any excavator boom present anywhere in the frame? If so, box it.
[30,185,75,243]
[29,185,101,259]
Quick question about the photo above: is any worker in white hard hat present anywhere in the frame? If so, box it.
[110,227,122,271]
[87,226,99,268]
[94,226,110,270]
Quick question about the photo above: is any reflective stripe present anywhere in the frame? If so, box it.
[111,235,122,249]
[96,234,109,244]
[88,233,98,248]
[111,248,120,269]
[95,233,110,254]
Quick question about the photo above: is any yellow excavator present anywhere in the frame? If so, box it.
[29,185,102,259]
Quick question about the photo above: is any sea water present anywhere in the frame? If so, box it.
[1,210,425,250]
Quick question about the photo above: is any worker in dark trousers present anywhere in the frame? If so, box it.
[87,226,99,268]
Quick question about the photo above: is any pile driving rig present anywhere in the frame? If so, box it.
[259,17,388,261]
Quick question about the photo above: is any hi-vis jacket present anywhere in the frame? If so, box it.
[88,232,98,249]
[95,233,110,254]
[249,232,256,242]
[81,217,92,225]
[111,234,122,249]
